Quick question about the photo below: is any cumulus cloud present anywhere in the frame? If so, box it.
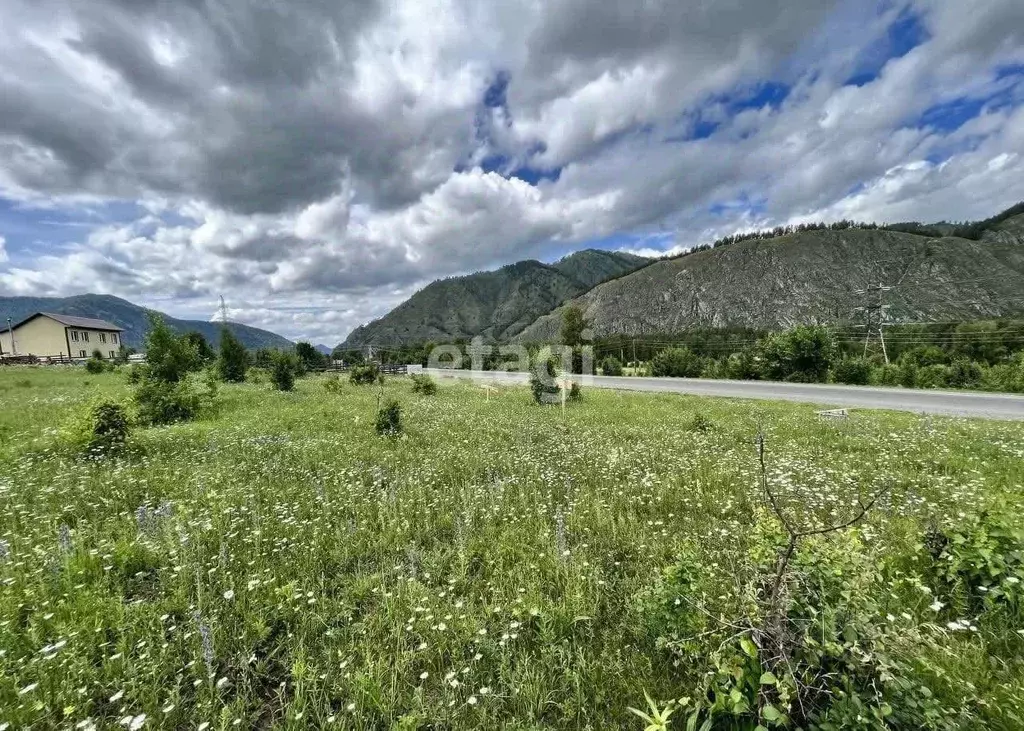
[0,0,1022,343]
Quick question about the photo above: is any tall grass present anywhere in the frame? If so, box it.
[0,367,1022,728]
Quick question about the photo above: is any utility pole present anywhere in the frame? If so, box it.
[219,295,229,324]
[853,283,892,364]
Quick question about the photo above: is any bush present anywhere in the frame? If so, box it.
[723,349,762,380]
[831,356,872,385]
[64,401,130,454]
[898,345,948,368]
[650,347,703,378]
[981,352,1024,393]
[948,357,983,388]
[126,364,148,385]
[600,355,623,376]
[689,412,712,432]
[568,381,582,402]
[270,352,297,391]
[410,373,438,395]
[145,314,200,383]
[375,399,402,436]
[928,501,1024,613]
[89,402,129,452]
[871,363,901,386]
[85,356,108,374]
[529,356,562,405]
[323,373,343,394]
[134,379,200,426]
[637,525,962,729]
[217,327,248,383]
[350,363,381,385]
[757,325,837,382]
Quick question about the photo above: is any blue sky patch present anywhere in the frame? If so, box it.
[844,5,928,87]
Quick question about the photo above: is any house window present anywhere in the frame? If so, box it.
[111,333,118,345]
[71,331,79,342]
[79,350,87,358]
[99,333,107,344]
[109,351,116,359]
[82,331,90,342]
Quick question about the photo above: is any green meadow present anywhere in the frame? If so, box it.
[1,367,1023,729]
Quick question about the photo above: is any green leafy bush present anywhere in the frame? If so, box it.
[948,358,983,388]
[650,347,703,378]
[350,363,381,385]
[898,345,948,368]
[410,373,437,395]
[568,380,582,402]
[64,401,130,454]
[724,349,762,380]
[134,379,200,426]
[85,350,111,374]
[831,356,872,385]
[217,327,248,383]
[323,373,343,393]
[375,399,402,436]
[689,412,712,432]
[529,355,561,404]
[757,325,837,382]
[600,355,623,376]
[928,502,1024,613]
[270,352,298,391]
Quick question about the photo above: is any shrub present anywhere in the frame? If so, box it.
[831,356,872,385]
[898,345,948,368]
[410,373,438,395]
[723,349,762,380]
[600,355,623,376]
[948,357,983,388]
[757,325,837,382]
[568,381,582,402]
[64,401,130,454]
[323,373,343,394]
[375,399,402,436]
[637,525,961,729]
[350,363,381,385]
[689,412,712,432]
[217,327,248,383]
[871,363,901,386]
[85,355,108,374]
[928,501,1024,614]
[529,356,562,404]
[126,364,148,385]
[145,314,200,383]
[134,379,200,426]
[650,347,703,378]
[916,363,951,389]
[270,352,297,391]
[89,402,129,452]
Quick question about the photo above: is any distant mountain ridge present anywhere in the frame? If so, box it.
[339,249,650,348]
[515,208,1024,341]
[0,294,293,351]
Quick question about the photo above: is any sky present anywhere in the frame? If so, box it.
[0,0,1022,346]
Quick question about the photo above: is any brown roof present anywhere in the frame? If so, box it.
[13,312,123,331]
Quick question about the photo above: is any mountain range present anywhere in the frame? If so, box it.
[339,203,1024,348]
[0,294,293,351]
[340,249,649,348]
[516,211,1024,341]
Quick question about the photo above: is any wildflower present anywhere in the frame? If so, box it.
[110,689,125,702]
[930,600,945,612]
[19,682,38,695]
[223,589,235,600]
[467,696,478,706]
[419,671,429,680]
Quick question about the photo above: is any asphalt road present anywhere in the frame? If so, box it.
[421,368,1024,421]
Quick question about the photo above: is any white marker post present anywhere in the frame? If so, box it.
[481,383,496,402]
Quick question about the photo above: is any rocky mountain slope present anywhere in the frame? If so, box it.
[0,293,293,350]
[516,212,1024,341]
[340,249,649,347]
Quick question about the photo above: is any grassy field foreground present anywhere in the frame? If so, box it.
[1,367,1023,729]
